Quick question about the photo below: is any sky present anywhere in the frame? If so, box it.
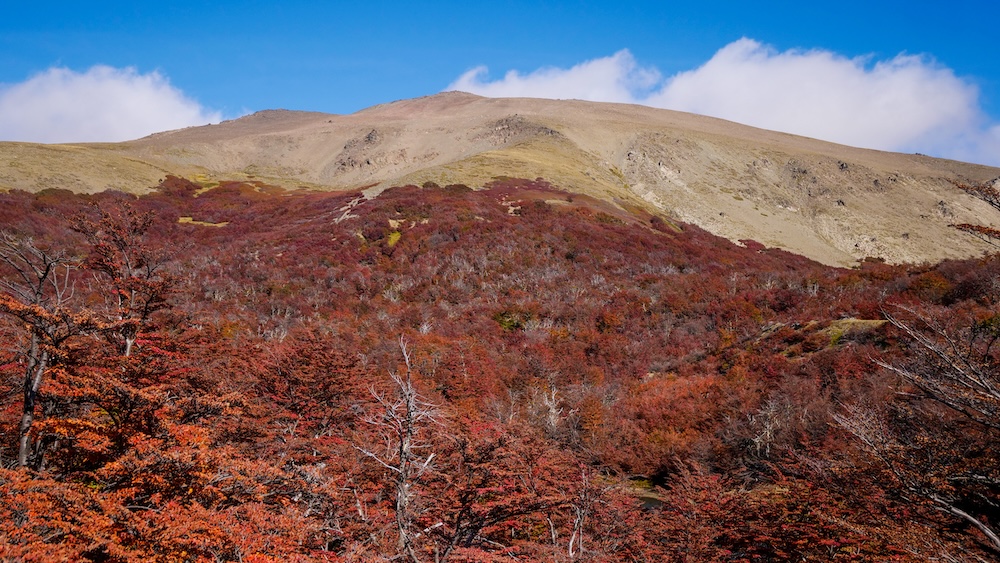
[2,1,998,166]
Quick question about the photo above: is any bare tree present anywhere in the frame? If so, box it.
[357,337,441,563]
[356,341,575,562]
[836,305,1000,552]
[879,307,1000,429]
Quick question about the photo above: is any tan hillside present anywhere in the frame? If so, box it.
[1,91,998,267]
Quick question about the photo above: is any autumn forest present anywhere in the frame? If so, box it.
[2,176,1000,561]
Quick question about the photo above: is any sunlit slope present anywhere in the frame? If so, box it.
[2,92,998,266]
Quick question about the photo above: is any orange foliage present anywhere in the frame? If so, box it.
[0,179,998,560]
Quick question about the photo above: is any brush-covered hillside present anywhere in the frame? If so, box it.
[3,174,1000,561]
[2,93,1000,267]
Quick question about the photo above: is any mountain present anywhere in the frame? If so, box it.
[1,91,998,266]
[5,94,1000,560]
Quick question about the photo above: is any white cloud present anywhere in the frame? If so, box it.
[0,66,222,143]
[447,39,1000,166]
[449,50,661,104]
[647,39,983,156]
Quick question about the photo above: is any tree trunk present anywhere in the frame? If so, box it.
[397,367,421,563]
[931,495,1000,553]
[18,338,48,468]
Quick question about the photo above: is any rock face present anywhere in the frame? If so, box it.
[1,91,999,267]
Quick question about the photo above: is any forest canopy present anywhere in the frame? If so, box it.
[1,177,999,561]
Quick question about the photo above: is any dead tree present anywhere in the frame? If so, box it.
[879,307,1000,431]
[357,337,441,563]
[836,306,1000,553]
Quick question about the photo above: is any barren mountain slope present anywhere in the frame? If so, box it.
[1,92,998,266]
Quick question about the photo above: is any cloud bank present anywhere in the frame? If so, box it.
[449,39,1000,166]
[0,66,222,143]
[451,50,662,104]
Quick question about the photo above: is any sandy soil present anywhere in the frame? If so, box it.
[1,91,998,267]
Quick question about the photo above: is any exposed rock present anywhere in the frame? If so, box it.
[477,115,560,146]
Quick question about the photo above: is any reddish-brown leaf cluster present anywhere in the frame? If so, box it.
[953,223,1000,246]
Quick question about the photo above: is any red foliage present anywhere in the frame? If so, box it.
[0,177,998,560]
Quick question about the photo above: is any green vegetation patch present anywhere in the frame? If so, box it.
[822,318,886,346]
[493,309,533,332]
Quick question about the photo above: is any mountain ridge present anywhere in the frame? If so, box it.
[1,92,998,267]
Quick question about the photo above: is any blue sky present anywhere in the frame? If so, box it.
[2,1,998,165]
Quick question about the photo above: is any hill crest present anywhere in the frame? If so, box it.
[1,92,998,267]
